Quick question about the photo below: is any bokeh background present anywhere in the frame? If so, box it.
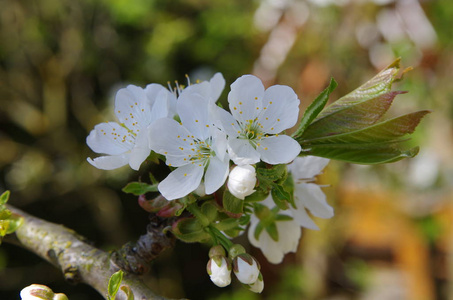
[0,0,451,299]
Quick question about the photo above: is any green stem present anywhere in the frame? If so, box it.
[207,226,233,251]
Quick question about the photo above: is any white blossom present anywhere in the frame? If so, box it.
[87,84,174,170]
[214,74,301,165]
[227,164,257,199]
[207,256,232,288]
[247,196,301,264]
[148,86,229,200]
[248,156,333,264]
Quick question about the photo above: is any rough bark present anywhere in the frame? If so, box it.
[5,205,177,300]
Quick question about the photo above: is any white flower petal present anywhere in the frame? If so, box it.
[204,156,230,195]
[260,85,300,134]
[129,130,151,170]
[158,164,204,200]
[228,75,264,123]
[211,127,228,161]
[177,92,210,141]
[209,72,226,102]
[149,118,194,157]
[211,105,240,138]
[288,156,330,179]
[295,183,334,219]
[115,85,152,132]
[289,203,319,230]
[87,154,130,170]
[87,122,133,155]
[257,135,301,164]
[228,138,260,165]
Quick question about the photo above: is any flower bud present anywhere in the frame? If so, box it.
[248,273,264,293]
[227,165,257,200]
[233,254,260,284]
[207,256,232,287]
[20,284,68,300]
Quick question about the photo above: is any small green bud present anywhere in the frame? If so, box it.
[209,245,226,258]
[228,244,246,259]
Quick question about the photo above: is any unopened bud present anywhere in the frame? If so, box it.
[20,284,68,300]
[207,256,231,287]
[227,165,256,200]
[233,254,260,284]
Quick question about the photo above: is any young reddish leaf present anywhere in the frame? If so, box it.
[300,91,404,140]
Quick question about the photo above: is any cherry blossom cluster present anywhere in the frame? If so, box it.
[86,73,334,292]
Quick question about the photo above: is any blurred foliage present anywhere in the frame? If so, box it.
[0,0,452,299]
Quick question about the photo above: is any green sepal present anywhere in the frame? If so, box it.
[223,190,244,215]
[201,201,218,223]
[264,222,278,242]
[244,189,269,203]
[107,270,123,299]
[275,214,294,222]
[271,185,290,210]
[0,191,10,205]
[256,164,287,184]
[120,285,135,300]
[172,218,211,243]
[212,218,241,232]
[122,182,158,196]
[292,78,338,140]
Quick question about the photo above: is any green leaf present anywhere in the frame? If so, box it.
[108,270,123,299]
[0,209,12,220]
[122,182,158,196]
[223,190,244,214]
[120,285,135,300]
[0,220,9,237]
[293,78,337,140]
[0,191,10,205]
[5,214,23,234]
[299,91,403,141]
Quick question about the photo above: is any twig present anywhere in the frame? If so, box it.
[5,204,176,300]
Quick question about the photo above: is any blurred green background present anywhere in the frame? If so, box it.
[0,0,451,299]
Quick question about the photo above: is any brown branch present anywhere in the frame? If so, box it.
[5,204,177,300]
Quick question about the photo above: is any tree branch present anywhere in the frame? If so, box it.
[5,204,177,300]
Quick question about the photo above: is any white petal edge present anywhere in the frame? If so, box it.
[87,154,130,170]
[288,156,330,179]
